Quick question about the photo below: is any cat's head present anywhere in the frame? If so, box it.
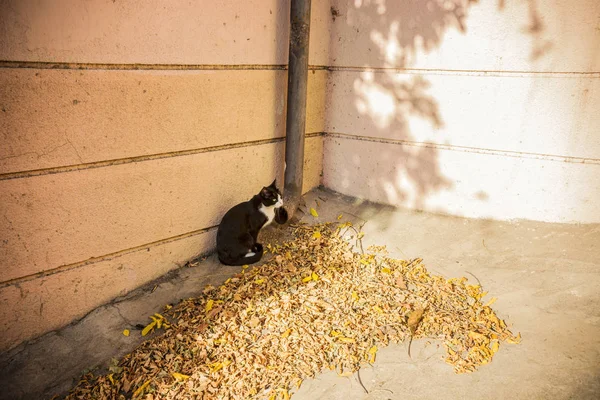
[259,180,283,208]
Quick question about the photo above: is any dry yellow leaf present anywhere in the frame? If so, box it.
[373,305,384,314]
[141,321,156,337]
[312,231,322,239]
[330,330,342,337]
[311,272,319,281]
[172,372,190,381]
[351,291,359,301]
[132,380,151,398]
[484,297,498,307]
[210,362,223,373]
[490,341,500,354]
[302,275,312,283]
[255,278,265,284]
[381,267,391,274]
[338,337,355,343]
[368,345,378,363]
[337,214,343,220]
[506,332,522,344]
[122,329,130,337]
[309,208,319,217]
[210,360,231,374]
[408,307,425,334]
[281,328,292,338]
[469,331,485,341]
[205,299,214,313]
[107,374,115,385]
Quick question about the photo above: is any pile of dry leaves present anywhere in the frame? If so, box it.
[66,222,520,399]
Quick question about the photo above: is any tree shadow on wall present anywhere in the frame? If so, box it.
[325,0,553,217]
[499,0,553,61]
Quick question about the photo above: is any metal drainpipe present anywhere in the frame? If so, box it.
[283,0,312,218]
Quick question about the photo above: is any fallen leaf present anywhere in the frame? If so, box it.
[141,321,156,336]
[337,214,343,220]
[506,332,522,344]
[352,291,359,301]
[172,372,190,381]
[396,274,407,289]
[484,297,498,307]
[368,345,378,363]
[309,208,319,217]
[132,380,151,398]
[248,316,260,328]
[408,307,425,334]
[312,231,321,239]
[122,329,130,337]
[311,272,319,281]
[490,341,500,354]
[205,299,214,313]
[381,267,391,274]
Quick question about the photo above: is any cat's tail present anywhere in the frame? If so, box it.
[218,248,264,266]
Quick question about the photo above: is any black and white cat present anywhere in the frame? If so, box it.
[216,180,288,266]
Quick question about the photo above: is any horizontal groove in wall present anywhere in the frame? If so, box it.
[0,60,329,71]
[2,61,596,77]
[327,132,600,165]
[0,132,325,181]
[321,65,600,78]
[0,225,219,289]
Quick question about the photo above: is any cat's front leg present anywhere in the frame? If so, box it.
[274,207,288,224]
[252,243,263,253]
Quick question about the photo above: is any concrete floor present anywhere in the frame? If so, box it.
[1,188,599,400]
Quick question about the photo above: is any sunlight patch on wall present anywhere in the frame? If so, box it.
[354,75,396,129]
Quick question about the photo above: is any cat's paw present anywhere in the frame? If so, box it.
[253,243,264,253]
[275,207,288,224]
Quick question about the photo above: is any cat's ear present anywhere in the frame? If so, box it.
[260,186,270,198]
[269,179,277,188]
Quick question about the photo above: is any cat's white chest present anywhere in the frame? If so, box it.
[259,194,283,227]
[259,204,277,227]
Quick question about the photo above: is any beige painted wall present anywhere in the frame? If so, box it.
[322,0,600,223]
[0,0,326,351]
